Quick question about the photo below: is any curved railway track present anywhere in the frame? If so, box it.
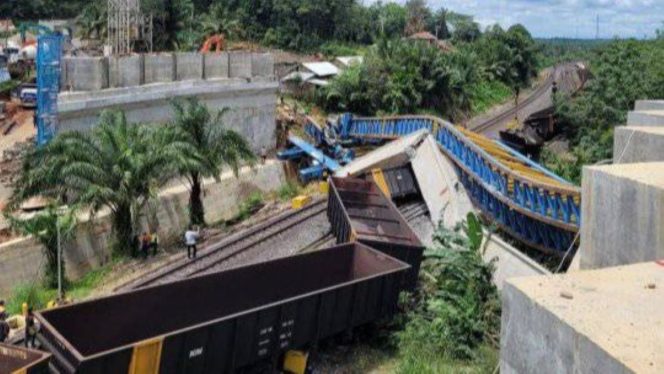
[472,66,558,134]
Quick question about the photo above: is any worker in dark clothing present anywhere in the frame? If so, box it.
[25,307,37,348]
[150,231,159,257]
[0,313,9,343]
[140,232,151,259]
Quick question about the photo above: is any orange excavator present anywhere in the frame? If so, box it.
[200,34,226,53]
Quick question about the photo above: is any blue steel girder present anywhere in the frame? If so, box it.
[339,114,581,254]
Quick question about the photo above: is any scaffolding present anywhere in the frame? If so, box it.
[36,35,63,146]
[107,0,153,55]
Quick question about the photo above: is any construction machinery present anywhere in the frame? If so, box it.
[200,34,226,53]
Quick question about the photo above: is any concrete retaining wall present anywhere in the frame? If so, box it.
[627,110,664,127]
[613,126,664,163]
[0,162,286,296]
[60,52,272,92]
[57,79,278,152]
[578,162,664,269]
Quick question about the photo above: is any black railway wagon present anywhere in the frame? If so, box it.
[0,343,51,374]
[327,176,425,290]
[36,243,409,374]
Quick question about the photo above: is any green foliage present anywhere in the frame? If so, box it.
[468,80,512,115]
[76,2,107,40]
[5,262,113,315]
[536,38,607,69]
[318,42,366,58]
[169,98,255,226]
[0,0,88,20]
[9,111,197,255]
[553,38,664,174]
[276,181,300,202]
[0,80,21,96]
[237,191,264,221]
[396,214,500,366]
[6,205,77,289]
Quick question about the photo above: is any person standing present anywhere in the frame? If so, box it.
[150,231,160,257]
[184,225,200,259]
[0,312,9,343]
[140,232,151,259]
[24,307,37,348]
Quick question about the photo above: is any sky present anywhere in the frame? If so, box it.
[376,0,663,39]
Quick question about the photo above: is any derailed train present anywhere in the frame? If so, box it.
[26,177,424,374]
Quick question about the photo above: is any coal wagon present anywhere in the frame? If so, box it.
[37,243,409,374]
[327,176,425,290]
[0,343,51,374]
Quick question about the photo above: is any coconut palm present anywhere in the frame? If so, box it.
[169,98,255,226]
[8,110,197,255]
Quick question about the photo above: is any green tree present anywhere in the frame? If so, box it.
[6,205,77,289]
[9,111,195,255]
[201,3,243,39]
[76,2,108,41]
[169,98,256,226]
[431,7,450,39]
[405,0,432,35]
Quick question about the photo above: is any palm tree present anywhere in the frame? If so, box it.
[169,98,255,226]
[76,2,108,41]
[6,205,76,289]
[200,3,242,40]
[8,111,197,255]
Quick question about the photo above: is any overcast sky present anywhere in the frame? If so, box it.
[375,0,663,39]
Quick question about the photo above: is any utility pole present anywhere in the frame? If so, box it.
[596,15,599,39]
[57,217,62,301]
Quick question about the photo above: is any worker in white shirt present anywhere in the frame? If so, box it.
[184,225,200,259]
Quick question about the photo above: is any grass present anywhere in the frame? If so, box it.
[394,344,498,374]
[4,262,115,315]
[469,80,513,115]
[236,191,265,221]
[276,181,301,202]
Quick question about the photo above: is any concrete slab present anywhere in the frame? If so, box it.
[144,53,175,84]
[614,126,664,163]
[412,135,472,227]
[175,52,203,81]
[63,57,109,91]
[335,130,428,177]
[501,261,663,374]
[627,110,664,127]
[229,52,252,78]
[251,53,274,77]
[482,233,549,290]
[57,79,278,152]
[635,100,664,111]
[109,54,143,88]
[579,162,664,269]
[204,53,229,79]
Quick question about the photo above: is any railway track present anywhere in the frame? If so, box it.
[471,66,558,134]
[117,199,328,291]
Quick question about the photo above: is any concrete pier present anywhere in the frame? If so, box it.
[579,162,664,269]
[501,261,662,374]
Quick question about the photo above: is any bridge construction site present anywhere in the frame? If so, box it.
[0,17,662,374]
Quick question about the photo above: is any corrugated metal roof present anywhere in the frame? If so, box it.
[308,79,330,87]
[302,62,340,77]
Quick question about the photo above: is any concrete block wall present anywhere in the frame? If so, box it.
[58,80,279,152]
[175,52,203,81]
[0,162,286,296]
[62,57,108,91]
[204,53,229,79]
[229,52,253,78]
[109,54,144,88]
[60,52,273,92]
[144,53,176,84]
[579,163,664,269]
